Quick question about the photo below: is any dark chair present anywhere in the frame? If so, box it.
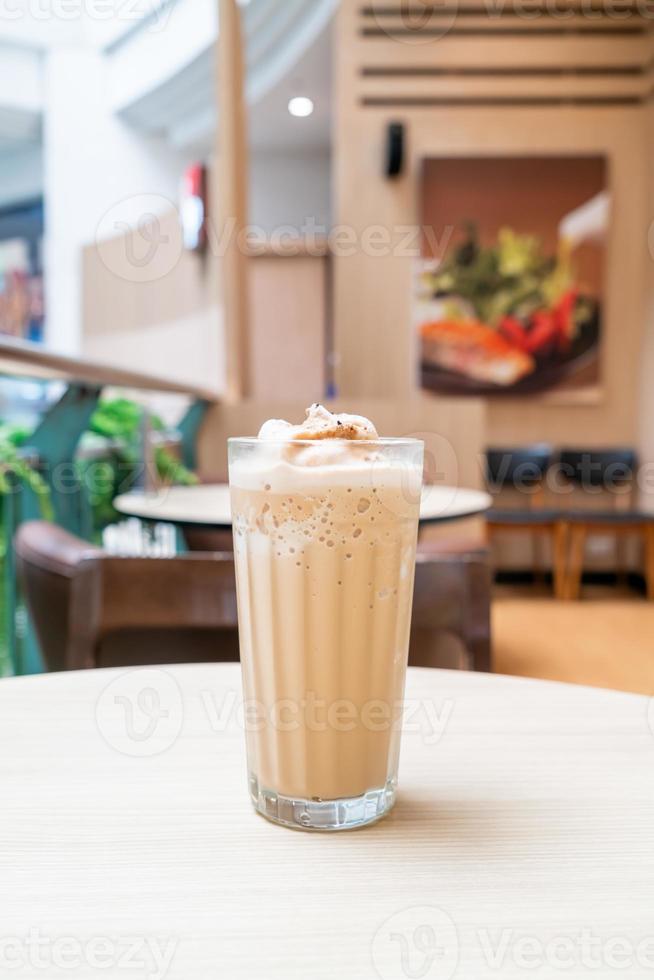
[184,527,234,553]
[15,522,240,670]
[485,509,569,599]
[565,513,654,600]
[182,470,234,553]
[557,449,637,493]
[484,445,568,596]
[554,449,653,600]
[486,444,553,501]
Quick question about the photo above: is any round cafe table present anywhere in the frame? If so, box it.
[2,663,653,979]
[114,483,492,530]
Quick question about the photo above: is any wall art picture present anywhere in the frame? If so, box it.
[417,156,607,396]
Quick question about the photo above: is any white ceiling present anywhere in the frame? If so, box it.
[248,21,332,152]
[115,0,333,153]
[0,0,334,209]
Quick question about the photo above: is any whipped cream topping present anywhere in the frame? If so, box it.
[258,404,379,442]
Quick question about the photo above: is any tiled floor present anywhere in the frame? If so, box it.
[492,586,654,695]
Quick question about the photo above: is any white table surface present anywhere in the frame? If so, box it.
[1,664,653,979]
[115,483,492,528]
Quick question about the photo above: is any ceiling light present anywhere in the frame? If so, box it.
[288,97,314,118]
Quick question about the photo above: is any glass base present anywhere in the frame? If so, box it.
[249,773,396,832]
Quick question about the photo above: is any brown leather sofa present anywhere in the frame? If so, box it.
[15,522,240,670]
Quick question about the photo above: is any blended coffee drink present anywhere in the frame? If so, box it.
[228,406,423,831]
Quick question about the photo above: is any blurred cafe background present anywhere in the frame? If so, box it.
[2,0,654,693]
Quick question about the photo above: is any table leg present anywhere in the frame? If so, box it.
[644,524,654,601]
[566,525,587,601]
[553,522,569,601]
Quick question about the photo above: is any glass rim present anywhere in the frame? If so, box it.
[228,437,425,448]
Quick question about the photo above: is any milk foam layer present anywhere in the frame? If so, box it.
[230,454,421,495]
[231,405,422,496]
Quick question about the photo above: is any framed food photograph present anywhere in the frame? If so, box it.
[416,156,608,396]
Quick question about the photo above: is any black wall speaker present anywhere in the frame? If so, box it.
[385,122,405,179]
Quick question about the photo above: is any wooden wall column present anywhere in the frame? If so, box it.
[217,0,250,400]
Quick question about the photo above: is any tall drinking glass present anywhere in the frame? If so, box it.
[228,437,424,831]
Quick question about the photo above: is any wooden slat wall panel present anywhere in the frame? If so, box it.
[359,72,654,102]
[359,0,653,12]
[359,1,654,21]
[352,2,654,112]
[360,21,651,35]
[356,35,654,69]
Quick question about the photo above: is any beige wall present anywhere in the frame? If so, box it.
[82,210,225,395]
[637,106,654,513]
[247,254,327,402]
[83,214,327,404]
